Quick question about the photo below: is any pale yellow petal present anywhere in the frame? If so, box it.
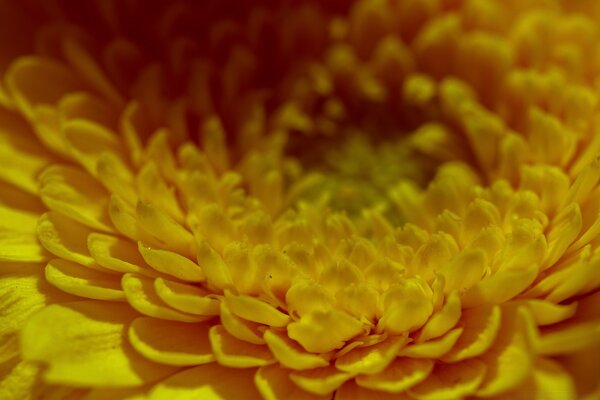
[45,258,124,301]
[149,363,261,400]
[219,301,266,345]
[0,359,42,400]
[255,364,331,400]
[398,328,463,358]
[335,380,412,400]
[138,242,204,282]
[417,291,461,342]
[154,278,220,316]
[355,357,434,393]
[39,165,114,232]
[225,291,290,327]
[128,317,214,366]
[88,233,156,277]
[287,309,364,353]
[121,273,207,322]
[409,359,487,400]
[335,335,408,375]
[442,305,501,362]
[136,201,194,257]
[263,330,329,370]
[21,301,177,386]
[289,366,354,396]
[209,325,275,368]
[37,212,98,269]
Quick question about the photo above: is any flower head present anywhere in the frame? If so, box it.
[1,0,600,399]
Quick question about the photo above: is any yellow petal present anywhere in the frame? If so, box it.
[0,265,65,363]
[476,306,535,397]
[128,317,214,366]
[514,299,577,326]
[39,165,113,232]
[335,335,408,375]
[378,277,433,334]
[149,363,261,400]
[88,233,156,277]
[196,239,233,291]
[461,264,539,308]
[21,301,177,386]
[543,203,582,269]
[255,364,331,400]
[225,291,290,327]
[531,358,576,400]
[409,359,487,400]
[121,273,207,322]
[136,201,193,257]
[96,152,137,206]
[45,258,124,301]
[442,305,501,362]
[398,328,463,358]
[418,291,461,342]
[37,212,99,269]
[219,301,266,345]
[154,278,220,316]
[0,359,41,400]
[438,249,486,294]
[137,162,184,224]
[138,242,204,282]
[209,325,275,368]
[263,330,329,370]
[355,358,434,393]
[335,380,412,400]
[6,56,83,117]
[287,309,364,353]
[289,366,354,396]
[539,320,600,356]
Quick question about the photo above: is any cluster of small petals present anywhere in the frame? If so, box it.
[1,0,600,399]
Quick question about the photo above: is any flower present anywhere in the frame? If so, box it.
[1,0,600,399]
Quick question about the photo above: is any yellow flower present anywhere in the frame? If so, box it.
[1,0,600,399]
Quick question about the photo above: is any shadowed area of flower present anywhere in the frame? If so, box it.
[1,0,600,399]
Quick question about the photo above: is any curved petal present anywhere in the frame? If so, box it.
[355,357,434,393]
[255,364,331,400]
[128,317,214,366]
[209,325,275,368]
[408,359,487,400]
[264,330,329,370]
[21,301,178,386]
[149,363,261,400]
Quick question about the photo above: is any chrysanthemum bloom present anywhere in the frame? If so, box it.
[1,0,600,398]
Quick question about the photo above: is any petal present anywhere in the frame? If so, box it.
[136,201,193,257]
[0,108,53,194]
[398,328,463,358]
[45,258,124,301]
[0,265,67,363]
[154,277,220,316]
[264,330,329,370]
[417,291,461,342]
[335,380,412,400]
[138,242,204,282]
[0,358,41,400]
[88,233,156,277]
[461,264,538,308]
[355,358,434,393]
[21,301,177,386]
[39,165,114,232]
[542,203,581,268]
[531,358,576,400]
[196,239,233,291]
[442,305,501,362]
[476,306,535,397]
[225,291,290,327]
[219,301,266,345]
[408,359,487,400]
[289,366,354,396]
[0,200,47,262]
[288,310,365,353]
[37,212,98,269]
[539,319,600,355]
[149,363,261,400]
[137,162,184,224]
[255,364,331,400]
[515,299,577,326]
[335,335,408,375]
[209,325,275,368]
[128,317,215,366]
[121,273,207,322]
